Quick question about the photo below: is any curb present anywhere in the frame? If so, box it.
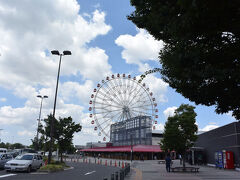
[38,166,72,173]
[37,169,63,173]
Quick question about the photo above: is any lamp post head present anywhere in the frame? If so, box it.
[51,50,60,55]
[37,95,48,99]
[63,50,71,56]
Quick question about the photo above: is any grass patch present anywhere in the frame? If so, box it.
[39,161,69,172]
[40,164,64,172]
[53,161,70,168]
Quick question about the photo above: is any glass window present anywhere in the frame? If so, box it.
[136,131,139,138]
[37,155,42,160]
[16,155,33,160]
[141,129,145,138]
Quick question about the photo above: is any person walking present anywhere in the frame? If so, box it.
[179,154,182,165]
[165,154,172,172]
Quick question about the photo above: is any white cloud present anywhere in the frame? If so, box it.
[115,29,163,65]
[18,130,34,137]
[200,124,219,132]
[0,106,37,126]
[0,0,112,92]
[141,74,168,103]
[138,63,152,73]
[163,106,177,119]
[0,98,6,102]
[0,0,113,145]
[61,80,94,106]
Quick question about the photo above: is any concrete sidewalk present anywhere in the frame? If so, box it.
[125,160,240,180]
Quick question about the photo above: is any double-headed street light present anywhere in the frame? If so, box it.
[36,95,48,151]
[48,50,71,164]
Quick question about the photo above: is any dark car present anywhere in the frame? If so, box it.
[0,153,13,169]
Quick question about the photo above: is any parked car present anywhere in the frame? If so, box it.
[11,152,20,158]
[0,148,7,153]
[21,148,37,154]
[0,153,13,169]
[5,153,43,173]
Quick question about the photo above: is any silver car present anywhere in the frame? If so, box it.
[5,153,43,172]
[0,153,13,169]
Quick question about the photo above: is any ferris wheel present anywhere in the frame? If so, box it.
[89,74,158,141]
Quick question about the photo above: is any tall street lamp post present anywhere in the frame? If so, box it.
[48,50,71,164]
[128,131,134,162]
[36,95,48,151]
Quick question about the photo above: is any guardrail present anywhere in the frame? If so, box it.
[104,163,131,180]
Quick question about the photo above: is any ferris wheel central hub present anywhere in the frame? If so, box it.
[123,106,130,113]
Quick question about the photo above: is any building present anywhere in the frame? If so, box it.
[110,116,152,146]
[79,116,164,160]
[86,142,108,148]
[152,130,163,145]
[194,122,240,168]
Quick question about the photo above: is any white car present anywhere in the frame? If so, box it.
[5,153,43,173]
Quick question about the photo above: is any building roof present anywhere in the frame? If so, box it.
[80,145,162,153]
[152,130,163,134]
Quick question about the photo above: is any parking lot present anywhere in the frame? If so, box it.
[0,162,120,180]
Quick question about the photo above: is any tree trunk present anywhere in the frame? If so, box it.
[43,136,47,156]
[60,152,63,163]
[182,153,186,169]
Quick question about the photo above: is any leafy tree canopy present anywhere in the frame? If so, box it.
[30,135,45,151]
[56,117,81,153]
[128,0,240,119]
[0,142,25,149]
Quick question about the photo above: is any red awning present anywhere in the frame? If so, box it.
[79,145,162,153]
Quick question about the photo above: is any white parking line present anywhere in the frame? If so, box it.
[64,167,74,171]
[0,174,17,178]
[84,171,96,175]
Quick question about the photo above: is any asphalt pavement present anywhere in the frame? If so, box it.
[125,160,240,180]
[0,162,120,180]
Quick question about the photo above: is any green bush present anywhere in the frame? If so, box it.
[40,164,64,172]
[43,156,48,163]
[53,161,62,165]
[42,156,56,164]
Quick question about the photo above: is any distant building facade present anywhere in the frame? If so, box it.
[86,142,108,148]
[152,130,163,145]
[194,122,240,168]
[110,116,152,146]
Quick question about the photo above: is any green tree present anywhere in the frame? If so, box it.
[56,117,82,162]
[161,104,198,168]
[0,142,7,149]
[10,143,25,149]
[30,135,45,151]
[42,115,58,139]
[41,115,82,162]
[0,142,25,149]
[40,115,59,157]
[128,0,240,119]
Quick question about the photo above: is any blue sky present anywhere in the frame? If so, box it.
[0,0,235,146]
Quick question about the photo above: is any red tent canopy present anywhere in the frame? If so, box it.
[79,145,162,153]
